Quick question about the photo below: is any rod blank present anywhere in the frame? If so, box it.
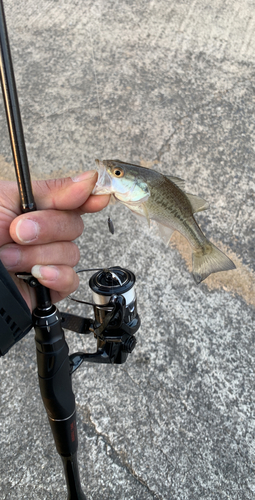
[0,0,36,212]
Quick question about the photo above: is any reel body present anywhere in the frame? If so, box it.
[90,267,140,364]
[62,267,140,367]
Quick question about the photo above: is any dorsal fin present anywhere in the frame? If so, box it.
[164,175,185,190]
[186,193,209,213]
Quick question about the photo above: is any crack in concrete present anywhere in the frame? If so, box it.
[122,367,142,388]
[78,404,163,500]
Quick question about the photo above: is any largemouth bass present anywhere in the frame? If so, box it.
[92,159,235,284]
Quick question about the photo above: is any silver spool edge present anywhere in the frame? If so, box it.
[92,287,136,306]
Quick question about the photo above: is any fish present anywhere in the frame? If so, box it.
[92,159,236,284]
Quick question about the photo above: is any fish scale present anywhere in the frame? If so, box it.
[146,178,206,248]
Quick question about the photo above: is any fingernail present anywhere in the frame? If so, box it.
[72,170,97,182]
[0,247,21,269]
[31,265,59,281]
[16,219,39,243]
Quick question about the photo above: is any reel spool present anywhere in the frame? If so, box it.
[89,267,140,364]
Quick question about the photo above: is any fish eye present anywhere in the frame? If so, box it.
[113,167,124,177]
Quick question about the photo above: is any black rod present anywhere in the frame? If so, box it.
[0,0,36,212]
[62,455,87,500]
[0,3,87,498]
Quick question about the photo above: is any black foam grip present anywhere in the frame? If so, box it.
[0,260,32,356]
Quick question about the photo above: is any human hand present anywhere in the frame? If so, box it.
[0,171,110,310]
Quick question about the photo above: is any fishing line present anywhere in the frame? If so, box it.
[76,268,104,273]
[89,25,106,152]
[69,267,123,306]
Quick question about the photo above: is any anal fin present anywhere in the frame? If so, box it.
[156,222,175,246]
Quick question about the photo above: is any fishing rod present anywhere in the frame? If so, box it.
[0,1,140,498]
[0,1,86,497]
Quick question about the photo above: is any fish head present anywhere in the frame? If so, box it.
[93,159,150,203]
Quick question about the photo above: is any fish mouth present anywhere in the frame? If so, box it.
[92,159,113,195]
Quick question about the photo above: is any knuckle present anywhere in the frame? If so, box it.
[67,242,80,265]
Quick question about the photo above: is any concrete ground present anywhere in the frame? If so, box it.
[0,0,254,498]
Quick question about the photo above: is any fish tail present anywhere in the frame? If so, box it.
[192,241,236,284]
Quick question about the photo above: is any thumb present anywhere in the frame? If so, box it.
[32,170,98,211]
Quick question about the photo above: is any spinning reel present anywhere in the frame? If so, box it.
[21,266,140,368]
[67,266,139,367]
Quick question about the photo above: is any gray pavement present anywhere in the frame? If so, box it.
[0,1,255,498]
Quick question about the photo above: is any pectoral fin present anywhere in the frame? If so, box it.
[127,202,151,227]
[142,203,151,227]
